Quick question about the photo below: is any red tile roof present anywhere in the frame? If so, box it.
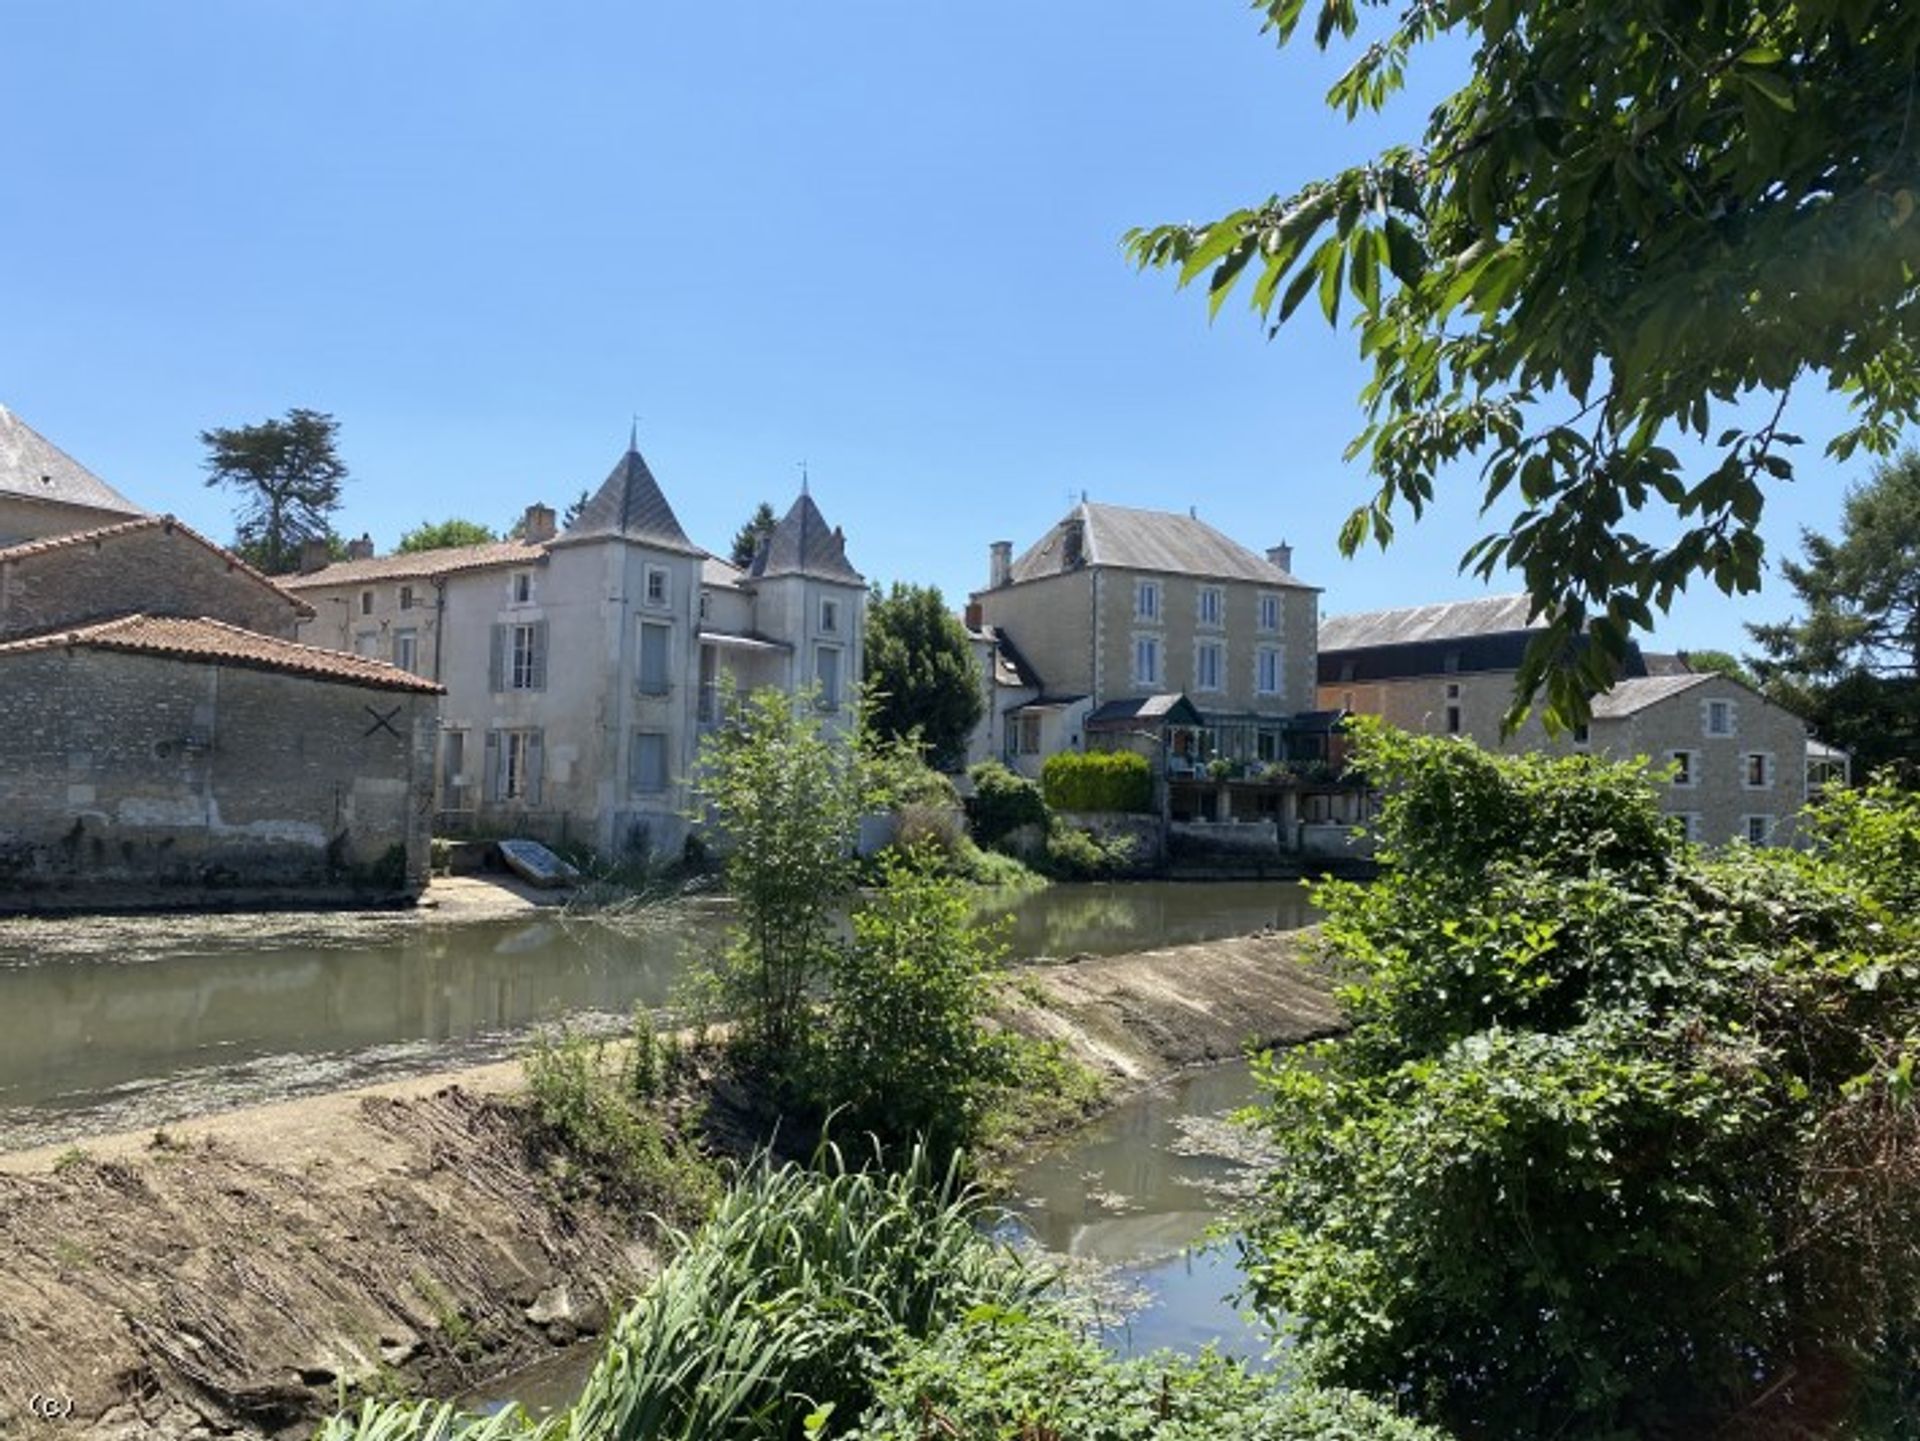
[280,539,548,589]
[0,614,443,694]
[0,514,315,618]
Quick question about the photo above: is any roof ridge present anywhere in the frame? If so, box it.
[0,513,315,617]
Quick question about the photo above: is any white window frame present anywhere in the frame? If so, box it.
[1669,749,1697,789]
[1197,586,1225,629]
[1704,698,1736,737]
[1255,645,1282,696]
[509,623,540,691]
[1257,592,1281,633]
[1135,579,1161,623]
[1194,640,1225,693]
[643,565,671,609]
[1743,751,1774,789]
[1014,712,1043,756]
[1132,633,1161,688]
[503,730,534,800]
[392,628,418,674]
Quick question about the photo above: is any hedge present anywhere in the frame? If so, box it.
[1041,750,1153,814]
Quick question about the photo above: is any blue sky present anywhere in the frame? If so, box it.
[2,3,1875,656]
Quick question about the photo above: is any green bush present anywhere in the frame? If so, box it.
[1041,750,1154,813]
[1244,718,1920,1438]
[820,850,1015,1157]
[1040,820,1136,880]
[965,761,1047,846]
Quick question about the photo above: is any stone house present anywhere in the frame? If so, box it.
[1317,594,1816,846]
[286,439,864,857]
[0,404,146,545]
[0,482,440,910]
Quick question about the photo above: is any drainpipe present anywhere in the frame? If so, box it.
[431,577,447,683]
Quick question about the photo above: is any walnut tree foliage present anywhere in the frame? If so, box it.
[396,517,497,553]
[1249,720,1920,1437]
[1127,0,1920,730]
[199,407,348,575]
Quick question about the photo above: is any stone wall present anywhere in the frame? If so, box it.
[0,648,436,911]
[0,522,307,641]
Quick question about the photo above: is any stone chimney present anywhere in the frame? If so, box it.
[298,537,333,573]
[521,503,557,544]
[1267,541,1294,574]
[346,533,375,561]
[989,540,1012,589]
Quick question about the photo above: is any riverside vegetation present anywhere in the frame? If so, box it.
[317,701,1920,1439]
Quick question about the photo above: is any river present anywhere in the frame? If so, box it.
[0,879,1313,1150]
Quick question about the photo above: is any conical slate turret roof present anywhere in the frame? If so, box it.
[555,438,700,553]
[747,488,862,583]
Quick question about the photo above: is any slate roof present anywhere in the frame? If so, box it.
[555,441,701,554]
[0,406,146,518]
[965,622,1043,690]
[282,539,547,590]
[0,514,314,619]
[0,613,442,693]
[1006,502,1310,588]
[1085,693,1206,728]
[702,555,749,590]
[747,490,863,583]
[1587,673,1715,719]
[1319,594,1544,652]
[1639,651,1696,677]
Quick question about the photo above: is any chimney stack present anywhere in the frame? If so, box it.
[521,503,557,544]
[964,600,983,629]
[989,540,1012,589]
[346,533,375,562]
[1267,541,1294,574]
[298,537,333,573]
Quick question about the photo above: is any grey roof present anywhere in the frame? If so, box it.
[701,556,748,590]
[965,622,1043,690]
[1319,593,1543,652]
[1588,673,1714,719]
[1639,651,1696,677]
[555,442,700,554]
[1006,502,1310,588]
[1085,693,1206,728]
[0,406,145,518]
[747,490,863,583]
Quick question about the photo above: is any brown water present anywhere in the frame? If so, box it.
[0,880,1312,1149]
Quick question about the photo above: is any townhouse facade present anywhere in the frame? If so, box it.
[969,502,1321,777]
[287,439,864,857]
[1316,594,1819,846]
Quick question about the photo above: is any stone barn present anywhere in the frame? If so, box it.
[0,615,440,911]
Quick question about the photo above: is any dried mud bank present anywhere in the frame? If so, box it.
[0,929,1336,1441]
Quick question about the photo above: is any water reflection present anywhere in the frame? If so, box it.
[999,1062,1275,1359]
[0,881,1311,1149]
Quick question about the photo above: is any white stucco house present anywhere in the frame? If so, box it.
[288,437,865,857]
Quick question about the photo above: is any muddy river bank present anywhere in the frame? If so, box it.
[0,927,1338,1441]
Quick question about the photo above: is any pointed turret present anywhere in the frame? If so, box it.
[554,435,699,553]
[747,489,862,583]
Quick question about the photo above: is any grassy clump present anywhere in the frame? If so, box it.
[520,1014,717,1225]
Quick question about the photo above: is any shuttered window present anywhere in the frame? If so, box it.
[490,621,548,692]
[638,622,672,695]
[484,728,543,803]
[631,731,668,795]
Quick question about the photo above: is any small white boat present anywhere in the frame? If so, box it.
[496,838,581,888]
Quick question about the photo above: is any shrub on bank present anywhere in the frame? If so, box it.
[965,761,1047,847]
[1041,749,1153,814]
